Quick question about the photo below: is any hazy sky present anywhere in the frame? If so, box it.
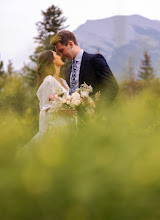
[1,0,160,70]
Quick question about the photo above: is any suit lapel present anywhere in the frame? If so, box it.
[79,51,87,86]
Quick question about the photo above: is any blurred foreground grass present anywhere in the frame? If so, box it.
[1,85,160,219]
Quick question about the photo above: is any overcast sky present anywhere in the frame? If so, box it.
[1,0,160,70]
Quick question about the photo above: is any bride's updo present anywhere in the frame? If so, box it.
[37,50,55,87]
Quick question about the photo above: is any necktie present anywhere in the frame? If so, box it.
[70,60,77,94]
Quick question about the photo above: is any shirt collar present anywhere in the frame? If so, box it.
[73,49,84,63]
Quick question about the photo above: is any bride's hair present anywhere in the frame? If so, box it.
[37,50,55,87]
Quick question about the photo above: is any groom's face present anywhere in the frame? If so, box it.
[55,42,74,61]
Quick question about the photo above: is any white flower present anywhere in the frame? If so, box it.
[80,91,89,98]
[66,100,71,105]
[58,97,67,104]
[88,85,93,92]
[71,92,81,101]
[70,99,81,107]
[88,97,96,108]
[95,91,101,101]
[82,82,88,88]
[80,82,93,93]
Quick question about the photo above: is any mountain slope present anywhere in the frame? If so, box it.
[73,14,160,81]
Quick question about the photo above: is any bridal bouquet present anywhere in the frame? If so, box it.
[49,83,99,115]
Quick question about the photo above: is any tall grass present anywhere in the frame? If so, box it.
[1,79,160,219]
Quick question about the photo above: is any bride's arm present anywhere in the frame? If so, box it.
[40,78,56,111]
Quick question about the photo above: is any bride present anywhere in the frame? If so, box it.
[20,50,76,152]
[37,50,74,134]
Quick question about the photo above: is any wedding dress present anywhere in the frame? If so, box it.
[37,75,71,134]
[19,75,72,153]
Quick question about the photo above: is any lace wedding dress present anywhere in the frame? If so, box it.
[19,75,72,153]
[37,75,70,134]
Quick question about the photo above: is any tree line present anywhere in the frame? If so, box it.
[0,4,159,115]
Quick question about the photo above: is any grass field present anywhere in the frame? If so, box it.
[1,81,160,219]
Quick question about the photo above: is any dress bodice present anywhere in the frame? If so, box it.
[37,75,69,111]
[36,75,70,133]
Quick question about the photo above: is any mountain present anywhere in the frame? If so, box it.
[73,14,160,81]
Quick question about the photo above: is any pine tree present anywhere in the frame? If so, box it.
[121,57,140,96]
[0,58,5,91]
[30,5,67,63]
[0,58,5,78]
[138,50,154,80]
[7,60,14,76]
[21,64,37,88]
[27,5,67,87]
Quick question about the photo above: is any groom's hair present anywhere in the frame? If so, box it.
[50,30,78,46]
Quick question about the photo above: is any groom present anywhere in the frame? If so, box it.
[51,30,119,103]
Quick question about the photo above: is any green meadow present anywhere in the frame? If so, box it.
[1,75,160,219]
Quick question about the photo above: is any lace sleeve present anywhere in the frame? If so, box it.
[37,76,56,111]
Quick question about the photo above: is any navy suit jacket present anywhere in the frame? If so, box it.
[66,51,119,102]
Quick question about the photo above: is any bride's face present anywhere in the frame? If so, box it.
[52,51,64,67]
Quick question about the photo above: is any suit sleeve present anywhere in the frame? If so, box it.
[93,54,119,103]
